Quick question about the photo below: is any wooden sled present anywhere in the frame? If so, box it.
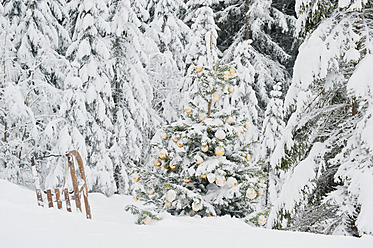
[31,150,92,219]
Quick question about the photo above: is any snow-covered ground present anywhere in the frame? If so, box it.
[1,179,372,248]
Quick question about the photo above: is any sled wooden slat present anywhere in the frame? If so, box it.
[55,188,62,209]
[64,188,72,212]
[46,189,53,208]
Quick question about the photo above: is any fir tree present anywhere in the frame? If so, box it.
[108,0,159,194]
[1,0,69,186]
[268,0,373,235]
[129,58,267,225]
[184,0,220,67]
[259,82,286,205]
[64,0,115,195]
[145,0,190,124]
[146,0,189,71]
[220,0,297,113]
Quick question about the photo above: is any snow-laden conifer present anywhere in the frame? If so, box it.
[108,0,159,194]
[1,0,69,186]
[268,0,373,235]
[64,0,115,195]
[221,0,296,111]
[145,0,190,123]
[146,0,190,71]
[128,55,267,225]
[259,82,286,205]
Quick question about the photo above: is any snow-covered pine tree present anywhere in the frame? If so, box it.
[108,0,159,194]
[145,0,190,124]
[183,0,221,108]
[130,58,267,225]
[220,0,297,114]
[64,0,115,195]
[0,2,9,170]
[184,0,220,67]
[146,0,189,71]
[216,0,296,207]
[259,82,285,205]
[1,0,69,186]
[0,2,34,182]
[268,0,373,236]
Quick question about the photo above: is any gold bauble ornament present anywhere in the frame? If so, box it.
[192,202,201,212]
[257,188,264,196]
[143,216,152,225]
[161,134,168,140]
[229,68,237,76]
[198,114,206,121]
[244,123,249,130]
[201,174,207,179]
[207,173,216,183]
[258,179,265,184]
[246,188,257,199]
[163,164,170,170]
[195,66,203,73]
[216,175,226,186]
[133,195,139,201]
[202,145,209,152]
[223,73,229,80]
[172,137,179,143]
[177,141,184,148]
[159,150,168,159]
[147,188,155,195]
[215,129,226,140]
[153,160,162,167]
[133,176,140,182]
[184,178,191,183]
[245,154,252,162]
[170,164,177,170]
[214,147,225,156]
[228,86,235,93]
[225,117,233,125]
[165,190,177,202]
[212,93,221,102]
[196,157,203,165]
[227,177,238,188]
[185,108,192,114]
[165,201,172,208]
[258,215,267,225]
[235,128,243,137]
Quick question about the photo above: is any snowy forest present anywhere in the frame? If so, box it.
[1,0,373,238]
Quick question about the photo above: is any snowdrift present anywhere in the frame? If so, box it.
[0,179,372,248]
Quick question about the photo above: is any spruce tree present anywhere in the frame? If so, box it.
[221,0,297,112]
[184,0,220,67]
[1,0,69,186]
[64,0,115,195]
[145,0,190,124]
[108,0,158,194]
[129,57,267,225]
[259,82,285,205]
[268,0,373,235]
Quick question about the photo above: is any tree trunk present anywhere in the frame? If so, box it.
[245,0,251,40]
[265,161,270,206]
[207,100,212,118]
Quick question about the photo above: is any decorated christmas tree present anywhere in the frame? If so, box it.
[127,55,268,226]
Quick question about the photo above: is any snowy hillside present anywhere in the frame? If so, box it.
[0,179,372,248]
